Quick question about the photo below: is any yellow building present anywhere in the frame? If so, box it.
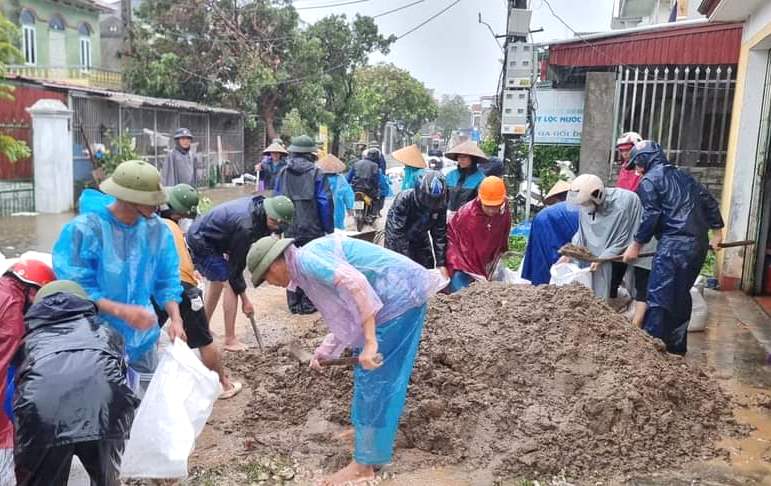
[701,0,771,293]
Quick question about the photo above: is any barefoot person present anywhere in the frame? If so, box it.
[185,194,294,351]
[155,184,242,398]
[246,234,443,485]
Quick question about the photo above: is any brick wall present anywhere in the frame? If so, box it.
[609,163,725,200]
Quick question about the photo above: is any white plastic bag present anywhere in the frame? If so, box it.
[490,259,531,285]
[687,285,708,332]
[120,339,221,479]
[549,262,592,288]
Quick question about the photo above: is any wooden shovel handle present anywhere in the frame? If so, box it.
[318,357,360,367]
[601,240,753,263]
[718,240,754,249]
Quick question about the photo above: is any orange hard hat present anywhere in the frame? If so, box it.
[478,176,507,206]
[6,260,56,287]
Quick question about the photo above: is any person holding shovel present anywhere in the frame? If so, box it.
[446,176,511,292]
[185,194,295,351]
[623,141,724,354]
[565,174,654,321]
[246,234,444,486]
[155,184,242,399]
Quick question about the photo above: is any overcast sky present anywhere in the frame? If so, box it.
[297,0,615,101]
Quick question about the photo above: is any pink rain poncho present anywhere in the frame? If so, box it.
[285,234,442,359]
[284,234,443,465]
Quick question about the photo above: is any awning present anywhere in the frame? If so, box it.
[547,21,743,68]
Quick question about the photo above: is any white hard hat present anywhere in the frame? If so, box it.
[567,174,606,207]
[616,131,643,147]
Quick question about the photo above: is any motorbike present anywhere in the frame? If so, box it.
[353,192,378,231]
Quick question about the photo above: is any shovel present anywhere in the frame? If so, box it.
[287,341,382,367]
[559,240,755,264]
[247,314,263,352]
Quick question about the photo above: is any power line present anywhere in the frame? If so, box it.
[397,0,463,40]
[373,0,425,19]
[295,0,371,10]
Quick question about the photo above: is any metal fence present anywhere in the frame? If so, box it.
[72,94,245,188]
[0,182,34,216]
[615,65,736,167]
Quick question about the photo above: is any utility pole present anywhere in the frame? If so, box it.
[500,0,535,220]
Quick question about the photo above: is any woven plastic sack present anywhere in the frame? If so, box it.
[120,339,221,479]
[549,262,592,288]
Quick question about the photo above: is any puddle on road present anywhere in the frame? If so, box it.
[0,186,255,258]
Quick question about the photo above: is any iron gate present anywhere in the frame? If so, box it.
[615,65,736,167]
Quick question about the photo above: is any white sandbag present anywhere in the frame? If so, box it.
[687,286,708,332]
[549,262,592,288]
[120,339,221,479]
[490,259,531,285]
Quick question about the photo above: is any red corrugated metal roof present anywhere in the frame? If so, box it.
[548,21,742,67]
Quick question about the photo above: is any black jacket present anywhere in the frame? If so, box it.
[348,158,381,198]
[186,196,271,294]
[276,154,334,245]
[15,294,138,451]
[384,189,447,268]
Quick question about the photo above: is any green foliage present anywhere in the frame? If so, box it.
[503,235,528,271]
[701,251,716,277]
[306,14,394,152]
[479,137,499,157]
[98,132,140,176]
[0,11,31,162]
[508,143,580,197]
[280,108,312,138]
[126,3,392,147]
[434,95,471,142]
[354,63,437,141]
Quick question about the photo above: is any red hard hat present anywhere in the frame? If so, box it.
[6,260,56,288]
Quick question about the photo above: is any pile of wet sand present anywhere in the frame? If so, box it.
[229,283,743,481]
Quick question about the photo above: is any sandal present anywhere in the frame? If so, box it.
[219,381,243,400]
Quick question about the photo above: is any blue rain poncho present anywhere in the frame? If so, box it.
[325,173,355,230]
[285,235,443,465]
[522,202,579,285]
[53,189,182,363]
[631,143,723,354]
[401,166,424,192]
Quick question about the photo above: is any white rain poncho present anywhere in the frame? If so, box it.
[571,188,656,300]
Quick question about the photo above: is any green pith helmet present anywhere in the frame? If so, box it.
[247,236,295,287]
[287,135,317,154]
[263,195,294,223]
[99,160,167,206]
[165,183,199,217]
[34,280,89,304]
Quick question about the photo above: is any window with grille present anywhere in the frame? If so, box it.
[79,24,92,69]
[20,10,36,65]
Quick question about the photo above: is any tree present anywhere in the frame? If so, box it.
[435,95,471,144]
[354,63,437,143]
[306,15,394,154]
[0,12,31,162]
[125,0,327,139]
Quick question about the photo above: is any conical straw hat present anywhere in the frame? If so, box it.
[445,141,489,163]
[263,141,288,155]
[317,154,346,174]
[392,144,426,168]
[543,179,571,205]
